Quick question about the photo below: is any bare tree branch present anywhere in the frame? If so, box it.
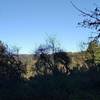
[71,1,100,21]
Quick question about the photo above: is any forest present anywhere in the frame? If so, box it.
[1,4,100,100]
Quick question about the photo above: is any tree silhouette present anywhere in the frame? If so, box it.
[0,41,24,81]
[71,2,100,41]
[71,2,100,68]
[53,52,71,74]
[34,36,71,75]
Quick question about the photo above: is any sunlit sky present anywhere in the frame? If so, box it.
[0,0,100,54]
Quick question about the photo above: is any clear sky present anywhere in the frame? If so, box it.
[0,0,100,54]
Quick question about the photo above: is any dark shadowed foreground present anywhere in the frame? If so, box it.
[1,68,100,100]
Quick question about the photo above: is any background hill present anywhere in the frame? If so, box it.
[19,52,87,78]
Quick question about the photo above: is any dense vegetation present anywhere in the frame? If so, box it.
[1,6,100,100]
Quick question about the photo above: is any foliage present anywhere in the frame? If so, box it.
[0,40,100,99]
[85,40,100,65]
[72,4,100,67]
[0,41,24,81]
[34,36,71,75]
[1,67,100,100]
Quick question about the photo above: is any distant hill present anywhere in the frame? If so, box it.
[18,52,87,78]
[19,52,86,67]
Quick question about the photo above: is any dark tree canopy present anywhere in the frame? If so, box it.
[34,36,71,75]
[0,41,24,81]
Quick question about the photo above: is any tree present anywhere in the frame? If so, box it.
[71,2,100,41]
[0,41,24,81]
[84,37,100,65]
[11,46,21,60]
[71,2,100,67]
[85,40,100,66]
[34,35,71,75]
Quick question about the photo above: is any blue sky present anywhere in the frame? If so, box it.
[0,0,100,54]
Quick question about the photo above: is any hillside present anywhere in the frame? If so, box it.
[18,52,87,78]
